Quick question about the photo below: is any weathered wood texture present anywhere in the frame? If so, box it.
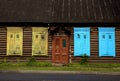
[0,27,7,57]
[71,27,120,63]
[0,0,120,23]
[0,27,120,63]
[0,27,51,62]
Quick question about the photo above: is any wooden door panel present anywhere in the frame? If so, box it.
[53,55,60,63]
[99,28,115,57]
[7,27,23,56]
[52,37,60,63]
[32,27,48,55]
[15,33,22,54]
[9,33,15,54]
[61,55,68,63]
[52,36,69,64]
[74,28,90,56]
[62,37,69,63]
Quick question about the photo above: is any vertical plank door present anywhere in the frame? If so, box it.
[99,27,115,57]
[74,28,90,56]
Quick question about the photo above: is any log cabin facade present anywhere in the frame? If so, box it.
[0,26,120,64]
[0,0,120,64]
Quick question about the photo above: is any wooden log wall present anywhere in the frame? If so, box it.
[0,26,120,63]
[0,27,51,62]
[115,27,120,58]
[0,27,7,57]
[71,27,120,63]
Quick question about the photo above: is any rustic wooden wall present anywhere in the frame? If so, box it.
[0,26,120,63]
[115,27,120,61]
[0,27,51,62]
[71,27,120,63]
[23,27,52,62]
[0,27,7,57]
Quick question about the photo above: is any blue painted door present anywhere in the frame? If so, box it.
[74,28,90,56]
[99,28,115,57]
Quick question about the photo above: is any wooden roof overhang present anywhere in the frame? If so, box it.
[0,0,120,27]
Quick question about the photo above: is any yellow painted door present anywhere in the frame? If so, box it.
[8,33,15,54]
[32,27,48,55]
[7,27,23,56]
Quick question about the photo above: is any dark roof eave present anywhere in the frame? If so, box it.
[0,22,120,27]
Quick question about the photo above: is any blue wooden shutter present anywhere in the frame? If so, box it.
[74,28,90,56]
[99,27,115,57]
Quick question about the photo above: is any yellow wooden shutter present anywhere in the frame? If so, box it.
[7,27,23,56]
[32,27,48,56]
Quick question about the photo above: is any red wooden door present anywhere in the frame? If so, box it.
[52,36,69,64]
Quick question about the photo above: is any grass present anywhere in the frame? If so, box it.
[0,62,120,73]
